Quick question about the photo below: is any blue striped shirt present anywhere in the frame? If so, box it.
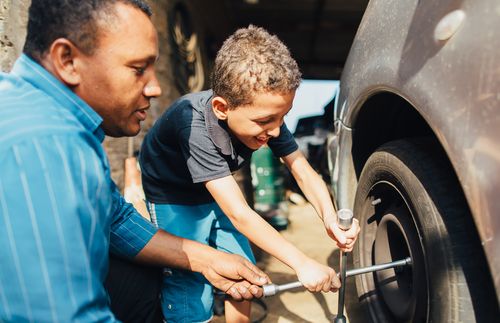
[0,54,158,322]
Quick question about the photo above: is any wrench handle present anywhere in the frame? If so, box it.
[261,257,412,297]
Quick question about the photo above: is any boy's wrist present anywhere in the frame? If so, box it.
[287,251,311,271]
[322,212,337,226]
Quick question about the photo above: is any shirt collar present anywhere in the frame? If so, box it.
[11,54,105,142]
[204,91,234,157]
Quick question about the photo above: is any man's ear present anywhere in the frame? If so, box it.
[211,96,229,120]
[44,38,83,86]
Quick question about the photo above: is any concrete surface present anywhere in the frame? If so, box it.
[214,202,370,323]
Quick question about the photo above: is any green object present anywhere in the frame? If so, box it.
[251,147,285,207]
[267,214,289,232]
[251,147,289,230]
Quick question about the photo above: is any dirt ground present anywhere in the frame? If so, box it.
[213,202,370,323]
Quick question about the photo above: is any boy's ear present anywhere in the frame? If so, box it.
[211,96,229,120]
[42,38,83,86]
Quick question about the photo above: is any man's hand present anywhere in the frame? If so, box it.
[323,214,360,252]
[135,230,269,300]
[201,252,270,301]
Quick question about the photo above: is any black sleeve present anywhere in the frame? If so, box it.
[268,123,299,157]
[177,120,231,183]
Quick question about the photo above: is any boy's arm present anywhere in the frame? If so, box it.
[205,176,340,292]
[282,150,360,251]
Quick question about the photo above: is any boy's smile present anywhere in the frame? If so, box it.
[212,91,295,150]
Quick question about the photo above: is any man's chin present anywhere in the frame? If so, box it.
[104,124,141,138]
[124,126,141,137]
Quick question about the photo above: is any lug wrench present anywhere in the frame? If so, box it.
[262,257,412,297]
[261,209,353,300]
[332,208,354,323]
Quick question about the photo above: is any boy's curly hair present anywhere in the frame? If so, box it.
[211,25,302,108]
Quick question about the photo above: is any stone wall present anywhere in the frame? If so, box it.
[0,0,29,70]
[0,0,184,189]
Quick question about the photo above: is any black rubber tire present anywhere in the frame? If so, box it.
[353,138,497,322]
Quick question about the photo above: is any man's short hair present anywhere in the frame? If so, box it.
[23,0,152,62]
[211,25,302,109]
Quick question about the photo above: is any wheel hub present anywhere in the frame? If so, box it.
[374,212,414,321]
[365,182,428,322]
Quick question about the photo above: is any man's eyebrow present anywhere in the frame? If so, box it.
[128,55,158,65]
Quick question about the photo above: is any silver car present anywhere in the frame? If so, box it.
[330,0,500,321]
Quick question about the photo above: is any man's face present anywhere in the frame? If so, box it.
[75,3,161,137]
[222,91,295,150]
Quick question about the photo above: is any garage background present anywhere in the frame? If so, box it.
[0,0,368,188]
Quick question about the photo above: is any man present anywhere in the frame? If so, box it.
[0,1,268,322]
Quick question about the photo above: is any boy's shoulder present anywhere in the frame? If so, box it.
[170,90,213,115]
[156,90,213,133]
[155,90,218,145]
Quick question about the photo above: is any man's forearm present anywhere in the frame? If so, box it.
[134,229,211,273]
[133,229,269,300]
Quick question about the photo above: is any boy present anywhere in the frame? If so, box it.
[140,25,360,322]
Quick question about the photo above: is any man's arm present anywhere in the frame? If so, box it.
[134,229,269,300]
[108,186,269,300]
[282,150,360,251]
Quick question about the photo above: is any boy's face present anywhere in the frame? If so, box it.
[213,91,295,150]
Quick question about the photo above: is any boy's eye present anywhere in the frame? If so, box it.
[256,119,272,125]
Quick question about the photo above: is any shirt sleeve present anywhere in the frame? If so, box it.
[108,182,158,258]
[268,123,299,157]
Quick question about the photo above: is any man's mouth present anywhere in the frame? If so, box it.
[135,107,149,121]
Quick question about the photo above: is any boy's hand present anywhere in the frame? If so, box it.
[295,258,341,293]
[323,214,360,252]
[201,252,270,301]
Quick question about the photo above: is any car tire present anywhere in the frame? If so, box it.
[352,137,497,322]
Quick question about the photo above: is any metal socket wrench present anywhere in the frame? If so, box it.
[262,257,412,297]
[334,209,354,323]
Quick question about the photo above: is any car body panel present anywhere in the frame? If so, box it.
[332,0,500,300]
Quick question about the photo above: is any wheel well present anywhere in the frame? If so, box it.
[351,93,499,317]
[352,92,433,178]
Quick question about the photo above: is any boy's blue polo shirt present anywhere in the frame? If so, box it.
[140,90,298,205]
[0,54,157,322]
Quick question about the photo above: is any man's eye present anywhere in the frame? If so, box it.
[133,66,146,75]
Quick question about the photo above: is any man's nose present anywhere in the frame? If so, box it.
[143,76,162,98]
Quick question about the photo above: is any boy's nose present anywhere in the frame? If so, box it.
[267,126,281,138]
